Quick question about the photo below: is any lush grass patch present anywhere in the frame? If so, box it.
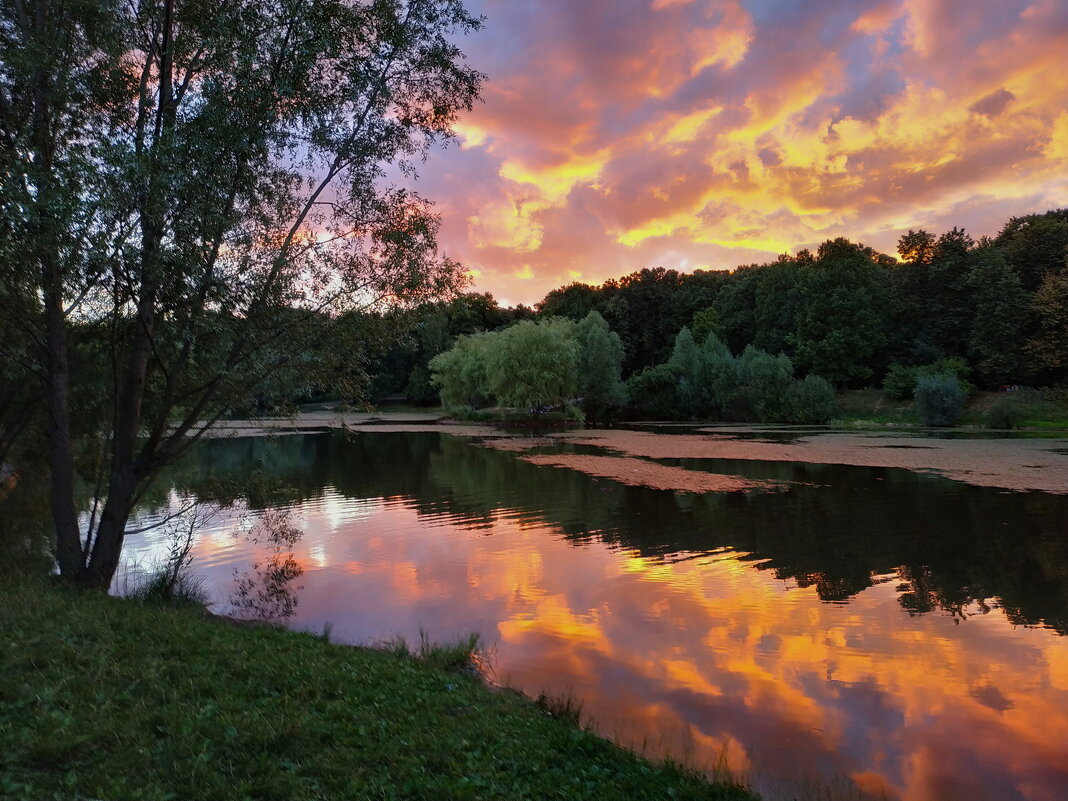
[0,578,752,801]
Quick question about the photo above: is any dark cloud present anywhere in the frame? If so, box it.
[969,88,1015,118]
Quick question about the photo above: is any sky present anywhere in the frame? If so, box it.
[410,0,1068,307]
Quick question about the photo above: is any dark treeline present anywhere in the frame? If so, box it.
[369,208,1068,407]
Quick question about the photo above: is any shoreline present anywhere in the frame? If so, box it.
[207,414,1068,495]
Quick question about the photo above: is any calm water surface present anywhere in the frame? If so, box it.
[123,431,1068,801]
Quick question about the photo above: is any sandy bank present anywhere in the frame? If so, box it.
[520,453,790,493]
[555,429,1068,494]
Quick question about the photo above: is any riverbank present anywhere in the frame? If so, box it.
[0,577,752,801]
[210,412,1068,495]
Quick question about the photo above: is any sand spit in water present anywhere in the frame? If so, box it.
[556,429,1068,494]
[520,454,790,493]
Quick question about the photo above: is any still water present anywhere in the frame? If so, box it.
[123,431,1068,801]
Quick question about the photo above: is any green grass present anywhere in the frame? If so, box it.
[0,578,753,801]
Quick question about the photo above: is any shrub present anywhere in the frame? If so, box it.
[883,364,920,400]
[985,399,1023,430]
[914,373,965,426]
[784,374,837,424]
[625,363,680,420]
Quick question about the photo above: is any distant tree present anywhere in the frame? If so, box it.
[624,364,679,420]
[927,228,978,358]
[486,319,579,411]
[712,267,760,355]
[968,248,1030,386]
[690,307,722,345]
[752,259,802,355]
[668,327,703,417]
[1027,269,1068,384]
[994,210,1068,291]
[790,239,889,385]
[783,375,837,424]
[914,374,965,426]
[735,346,795,423]
[601,267,687,374]
[429,332,494,411]
[575,311,626,422]
[536,282,602,321]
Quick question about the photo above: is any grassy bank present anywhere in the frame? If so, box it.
[833,388,1068,431]
[0,578,752,801]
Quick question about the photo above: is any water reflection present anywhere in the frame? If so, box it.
[125,432,1068,801]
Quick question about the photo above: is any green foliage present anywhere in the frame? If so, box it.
[883,364,921,400]
[575,311,627,422]
[0,579,751,801]
[994,209,1068,291]
[690,306,722,345]
[735,346,796,423]
[624,364,680,420]
[783,375,838,424]
[790,239,889,386]
[669,327,704,417]
[486,318,579,411]
[429,331,494,411]
[968,248,1030,386]
[884,359,974,401]
[1027,270,1068,384]
[914,374,966,426]
[985,399,1024,430]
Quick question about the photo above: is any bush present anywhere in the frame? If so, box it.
[625,363,680,420]
[985,399,1023,430]
[914,373,965,426]
[784,375,837,424]
[884,359,975,402]
[883,364,920,400]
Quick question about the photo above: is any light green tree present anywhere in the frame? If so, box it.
[429,332,493,411]
[486,319,579,411]
[575,311,626,422]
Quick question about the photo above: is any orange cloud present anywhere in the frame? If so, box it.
[408,0,1068,304]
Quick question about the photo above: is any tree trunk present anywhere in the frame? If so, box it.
[43,253,84,580]
[83,472,138,589]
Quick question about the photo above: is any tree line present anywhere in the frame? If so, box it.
[371,208,1068,417]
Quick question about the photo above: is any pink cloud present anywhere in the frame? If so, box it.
[410,0,1068,305]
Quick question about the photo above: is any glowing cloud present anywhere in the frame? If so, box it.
[410,0,1068,304]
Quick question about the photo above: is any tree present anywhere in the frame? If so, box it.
[968,248,1029,386]
[1027,269,1068,384]
[429,331,493,411]
[574,311,626,422]
[668,327,702,417]
[485,319,578,411]
[790,239,889,385]
[1,0,483,587]
[994,210,1068,291]
[536,282,602,321]
[914,374,965,426]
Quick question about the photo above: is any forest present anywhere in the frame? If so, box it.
[365,208,1068,423]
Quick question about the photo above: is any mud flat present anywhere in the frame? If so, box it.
[556,428,1068,494]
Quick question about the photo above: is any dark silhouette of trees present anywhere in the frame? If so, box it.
[1,0,483,587]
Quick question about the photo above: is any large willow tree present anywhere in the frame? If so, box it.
[0,0,483,587]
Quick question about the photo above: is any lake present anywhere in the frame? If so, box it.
[121,428,1068,801]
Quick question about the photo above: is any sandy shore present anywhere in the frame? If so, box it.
[520,453,792,493]
[555,429,1068,494]
[203,414,1068,494]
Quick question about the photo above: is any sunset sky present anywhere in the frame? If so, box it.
[409,0,1068,306]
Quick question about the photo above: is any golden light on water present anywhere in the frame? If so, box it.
[178,495,1066,801]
